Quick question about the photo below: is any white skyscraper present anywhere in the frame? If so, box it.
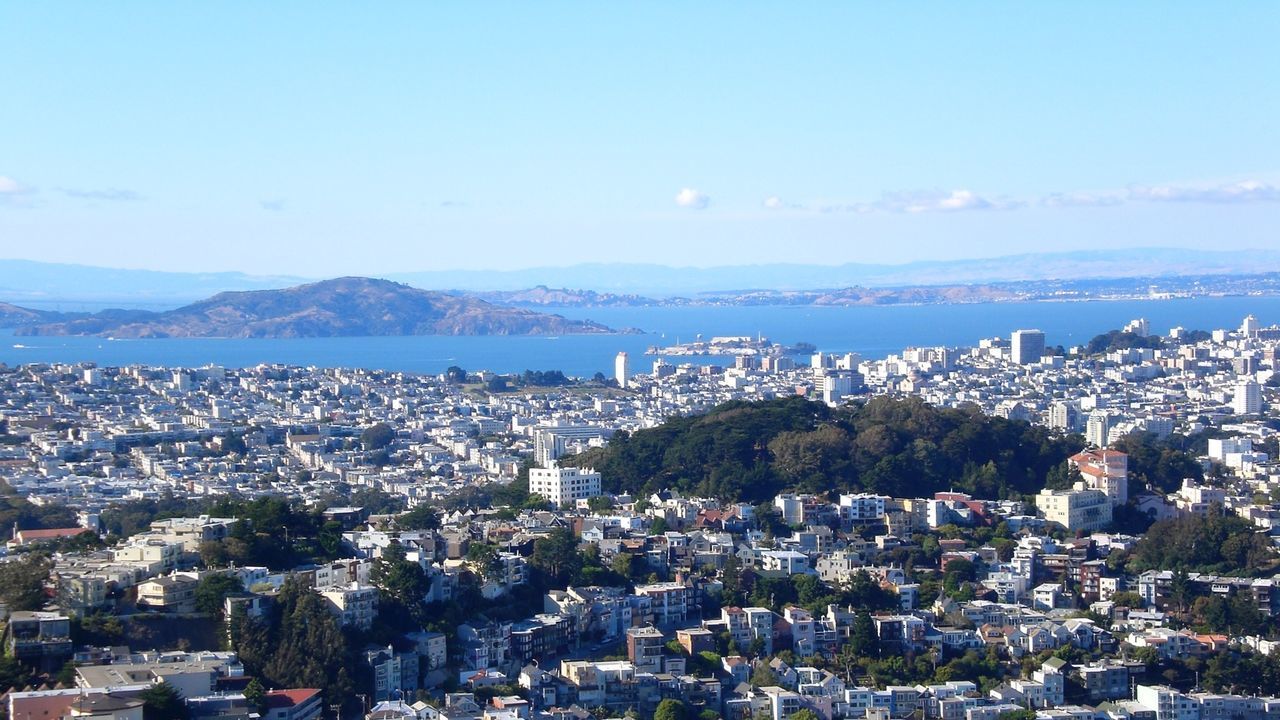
[614,351,631,389]
[1085,411,1110,448]
[1010,329,1046,365]
[1233,379,1262,415]
[1241,314,1260,337]
[822,371,854,406]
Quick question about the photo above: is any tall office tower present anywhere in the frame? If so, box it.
[1048,401,1079,431]
[1085,411,1110,448]
[822,371,854,406]
[1241,314,1260,337]
[615,352,631,389]
[1233,379,1262,415]
[1011,329,1046,365]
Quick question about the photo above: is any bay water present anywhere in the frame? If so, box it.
[2,296,1278,377]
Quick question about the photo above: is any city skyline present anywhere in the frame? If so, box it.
[2,3,1279,276]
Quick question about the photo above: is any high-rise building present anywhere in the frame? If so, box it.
[1011,329,1046,365]
[614,352,631,389]
[822,371,856,406]
[1085,412,1110,448]
[1241,314,1260,337]
[1232,379,1262,415]
[1048,401,1080,431]
[534,425,610,466]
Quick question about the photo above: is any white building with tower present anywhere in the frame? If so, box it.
[615,352,631,389]
[1069,448,1128,506]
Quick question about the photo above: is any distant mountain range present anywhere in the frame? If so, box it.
[10,277,616,338]
[3,248,1279,303]
[395,248,1280,295]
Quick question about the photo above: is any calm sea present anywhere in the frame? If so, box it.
[2,297,1278,377]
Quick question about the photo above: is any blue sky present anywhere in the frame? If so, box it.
[2,3,1278,276]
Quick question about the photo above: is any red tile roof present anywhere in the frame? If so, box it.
[265,689,321,709]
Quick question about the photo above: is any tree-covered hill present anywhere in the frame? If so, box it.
[560,395,1085,502]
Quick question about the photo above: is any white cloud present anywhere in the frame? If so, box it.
[61,187,142,202]
[674,187,710,209]
[763,196,805,210]
[0,176,29,195]
[1041,191,1125,208]
[1127,179,1280,204]
[259,199,286,212]
[870,189,1023,214]
[0,176,35,207]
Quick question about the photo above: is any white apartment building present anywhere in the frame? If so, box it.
[839,493,887,523]
[1036,487,1113,532]
[1135,685,1198,720]
[320,582,379,631]
[1232,379,1262,415]
[528,467,602,507]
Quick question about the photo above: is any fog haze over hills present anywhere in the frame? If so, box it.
[2,248,1279,306]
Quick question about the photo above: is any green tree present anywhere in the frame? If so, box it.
[0,656,33,693]
[397,504,441,530]
[654,699,688,720]
[0,553,52,611]
[1110,591,1145,609]
[194,573,244,616]
[370,541,428,620]
[530,527,583,587]
[361,423,395,450]
[243,677,267,715]
[751,660,779,686]
[850,611,879,658]
[258,577,354,705]
[790,711,821,720]
[141,682,189,720]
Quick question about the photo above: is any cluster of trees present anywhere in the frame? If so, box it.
[0,553,52,612]
[0,479,77,531]
[1109,433,1204,494]
[195,497,348,569]
[1188,592,1268,635]
[716,557,896,619]
[518,369,571,387]
[360,422,396,450]
[1084,330,1164,355]
[528,527,630,590]
[229,576,354,707]
[1126,511,1277,575]
[563,396,1084,502]
[1201,648,1280,695]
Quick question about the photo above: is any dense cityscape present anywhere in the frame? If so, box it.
[6,4,1279,720]
[0,313,1278,720]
